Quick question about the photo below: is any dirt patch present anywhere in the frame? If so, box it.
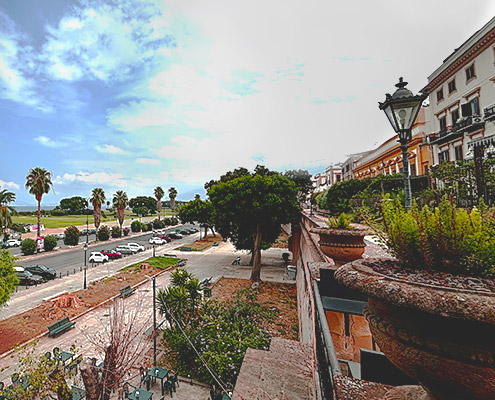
[0,262,175,355]
[176,234,223,251]
[211,277,299,340]
[271,231,289,249]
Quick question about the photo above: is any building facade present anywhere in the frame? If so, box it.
[424,16,495,164]
[353,108,431,179]
[341,151,371,181]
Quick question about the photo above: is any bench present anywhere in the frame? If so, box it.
[232,257,241,265]
[177,260,187,267]
[48,317,75,337]
[200,277,213,287]
[119,285,136,298]
[212,242,219,247]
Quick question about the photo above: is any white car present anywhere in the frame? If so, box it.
[149,237,166,245]
[88,252,109,263]
[7,239,21,247]
[127,242,145,252]
[56,233,65,240]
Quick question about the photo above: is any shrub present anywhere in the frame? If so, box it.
[153,219,165,229]
[64,225,79,246]
[11,223,26,233]
[163,218,172,226]
[170,217,178,225]
[97,225,110,241]
[327,213,352,229]
[101,211,107,218]
[142,223,152,232]
[43,236,57,252]
[50,208,66,216]
[0,250,19,306]
[123,227,130,236]
[372,196,495,277]
[131,220,141,233]
[21,239,37,255]
[111,226,121,238]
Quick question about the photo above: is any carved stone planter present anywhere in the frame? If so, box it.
[311,227,367,263]
[335,258,495,400]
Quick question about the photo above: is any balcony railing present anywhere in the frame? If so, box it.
[484,105,495,121]
[454,116,484,132]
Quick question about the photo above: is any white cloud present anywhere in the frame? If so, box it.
[95,144,125,154]
[35,135,65,148]
[54,171,127,186]
[107,101,175,132]
[137,158,161,165]
[0,179,20,189]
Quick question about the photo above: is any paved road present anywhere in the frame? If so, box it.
[13,224,200,278]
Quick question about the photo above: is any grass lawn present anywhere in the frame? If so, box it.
[175,234,222,251]
[12,209,175,229]
[121,256,184,272]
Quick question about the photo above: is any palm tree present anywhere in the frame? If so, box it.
[25,167,53,243]
[90,188,106,238]
[112,190,128,235]
[153,186,164,220]
[168,187,178,215]
[0,189,16,235]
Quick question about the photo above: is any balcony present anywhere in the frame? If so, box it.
[484,105,495,121]
[454,115,484,133]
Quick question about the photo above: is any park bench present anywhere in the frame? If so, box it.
[177,260,187,267]
[48,317,75,337]
[200,277,213,287]
[212,242,219,247]
[200,276,213,297]
[232,257,241,265]
[119,285,136,298]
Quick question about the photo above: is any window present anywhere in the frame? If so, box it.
[451,109,460,126]
[424,164,429,175]
[410,163,416,176]
[336,174,341,182]
[436,89,444,102]
[454,146,463,161]
[439,116,447,131]
[461,97,480,117]
[448,79,456,94]
[466,63,475,82]
[439,151,450,163]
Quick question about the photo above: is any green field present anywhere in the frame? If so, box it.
[12,209,174,229]
[121,256,183,271]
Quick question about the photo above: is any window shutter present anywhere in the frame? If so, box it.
[461,103,472,117]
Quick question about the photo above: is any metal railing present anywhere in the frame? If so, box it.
[313,280,341,400]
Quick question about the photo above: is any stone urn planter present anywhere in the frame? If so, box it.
[311,227,368,263]
[335,258,495,400]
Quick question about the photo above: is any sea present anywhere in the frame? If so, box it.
[12,205,57,212]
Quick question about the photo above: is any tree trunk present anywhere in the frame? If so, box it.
[249,250,255,266]
[94,204,101,240]
[118,207,124,235]
[80,358,101,400]
[250,224,262,282]
[157,200,162,220]
[37,197,41,253]
[209,226,216,237]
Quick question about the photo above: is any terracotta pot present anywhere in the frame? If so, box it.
[335,258,495,400]
[311,227,367,263]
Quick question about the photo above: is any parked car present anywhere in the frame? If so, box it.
[6,239,21,247]
[179,230,191,235]
[25,265,56,280]
[127,242,145,252]
[168,232,183,239]
[115,245,136,255]
[188,227,199,233]
[149,237,166,245]
[101,250,122,259]
[14,267,44,285]
[80,229,89,236]
[1,242,9,249]
[56,233,65,240]
[161,235,172,243]
[88,252,109,263]
[89,228,97,235]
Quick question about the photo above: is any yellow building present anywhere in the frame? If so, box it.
[353,108,432,179]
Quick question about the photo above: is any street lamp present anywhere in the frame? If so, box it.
[152,242,156,257]
[83,243,88,289]
[379,78,427,208]
[145,274,157,367]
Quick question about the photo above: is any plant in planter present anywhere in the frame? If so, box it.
[335,197,495,400]
[310,213,368,263]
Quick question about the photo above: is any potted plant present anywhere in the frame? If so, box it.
[311,213,368,263]
[335,197,495,400]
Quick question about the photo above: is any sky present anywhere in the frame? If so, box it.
[1,0,495,205]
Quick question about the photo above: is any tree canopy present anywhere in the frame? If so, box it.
[0,250,19,306]
[208,167,299,281]
[59,196,87,214]
[129,196,156,215]
[284,169,313,202]
[178,198,216,236]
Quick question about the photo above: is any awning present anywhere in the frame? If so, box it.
[468,134,495,148]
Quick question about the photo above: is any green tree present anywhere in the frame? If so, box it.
[0,188,16,235]
[154,186,165,220]
[208,168,299,282]
[113,191,128,234]
[44,235,57,251]
[25,167,53,243]
[284,169,313,203]
[168,187,178,214]
[0,250,19,305]
[59,196,87,214]
[129,196,156,215]
[178,198,216,238]
[133,206,148,218]
[90,188,106,237]
[131,220,141,233]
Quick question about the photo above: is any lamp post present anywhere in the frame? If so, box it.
[83,243,88,289]
[152,242,155,257]
[145,274,157,367]
[379,78,427,208]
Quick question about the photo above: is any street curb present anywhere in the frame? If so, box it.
[17,223,183,262]
[0,260,182,361]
